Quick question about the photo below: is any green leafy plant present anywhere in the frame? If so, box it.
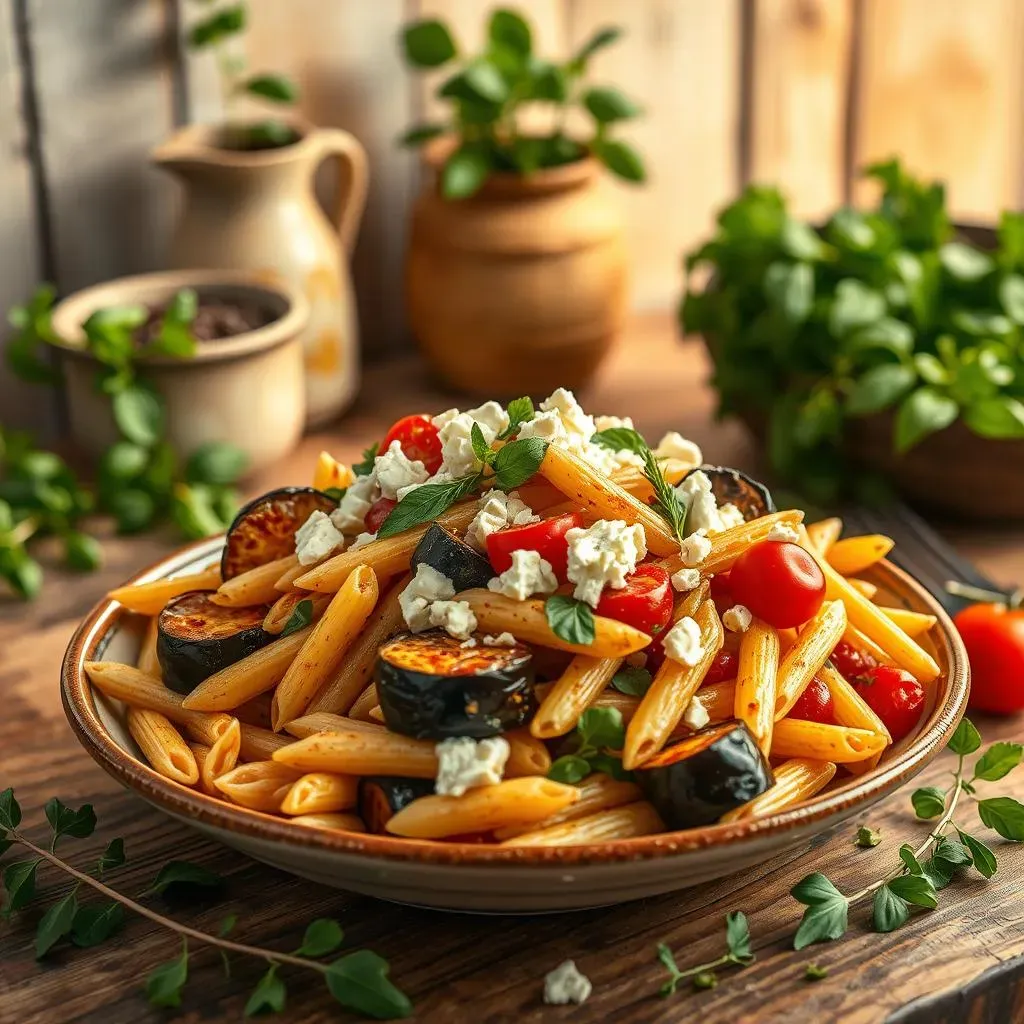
[398,7,645,198]
[657,912,754,996]
[681,158,1024,502]
[547,707,628,783]
[0,790,412,1018]
[186,1,300,150]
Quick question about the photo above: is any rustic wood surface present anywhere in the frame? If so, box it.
[2,313,1024,1024]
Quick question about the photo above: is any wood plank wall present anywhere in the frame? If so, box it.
[2,0,1023,432]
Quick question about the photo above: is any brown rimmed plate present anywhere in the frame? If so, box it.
[62,538,969,912]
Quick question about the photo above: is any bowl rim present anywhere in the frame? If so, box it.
[62,536,970,868]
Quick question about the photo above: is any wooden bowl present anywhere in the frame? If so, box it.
[62,538,969,912]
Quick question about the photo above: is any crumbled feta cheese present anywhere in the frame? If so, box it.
[671,567,702,592]
[428,599,478,641]
[294,510,345,565]
[767,522,801,543]
[460,637,478,649]
[434,736,509,797]
[373,440,429,500]
[676,470,745,536]
[465,488,539,551]
[718,503,746,531]
[399,563,456,632]
[594,414,634,431]
[654,431,703,465]
[432,402,510,478]
[330,473,378,535]
[662,616,704,667]
[482,632,517,647]
[540,387,596,440]
[678,529,712,568]
[683,696,710,731]
[488,549,558,601]
[723,604,753,633]
[565,519,647,608]
[348,531,376,551]
[543,960,592,1006]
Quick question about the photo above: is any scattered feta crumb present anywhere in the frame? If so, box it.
[465,488,539,551]
[718,503,746,531]
[671,567,702,592]
[482,632,517,647]
[432,401,509,477]
[428,599,478,641]
[294,510,345,565]
[676,470,744,536]
[331,473,378,535]
[593,414,634,431]
[488,549,558,601]
[399,563,456,632]
[543,960,592,1006]
[767,522,801,543]
[654,431,703,465]
[434,736,509,797]
[722,604,753,633]
[678,529,712,568]
[373,440,430,500]
[348,531,377,551]
[460,637,478,649]
[683,696,710,731]
[662,616,704,667]
[565,519,647,608]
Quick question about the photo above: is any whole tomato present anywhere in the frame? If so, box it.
[380,414,443,474]
[729,540,826,629]
[855,666,925,742]
[954,603,1024,714]
[830,639,878,682]
[789,675,836,724]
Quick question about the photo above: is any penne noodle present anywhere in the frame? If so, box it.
[238,723,291,762]
[826,535,894,577]
[530,655,623,738]
[500,800,664,847]
[842,623,898,668]
[348,683,379,722]
[312,450,354,492]
[212,555,298,608]
[771,719,886,763]
[273,728,438,778]
[274,558,314,593]
[127,708,199,786]
[234,692,274,730]
[290,812,366,832]
[774,601,847,720]
[307,576,408,715]
[187,742,216,795]
[538,443,678,555]
[504,729,552,777]
[734,620,780,757]
[493,774,642,840]
[720,759,837,822]
[280,773,359,816]
[262,591,332,634]
[694,678,737,723]
[284,712,386,738]
[84,661,233,746]
[591,688,642,723]
[817,662,891,775]
[194,718,241,792]
[181,627,312,712]
[214,760,303,812]
[271,565,380,730]
[846,578,878,600]
[879,606,937,638]
[385,777,580,839]
[368,706,386,723]
[108,565,221,616]
[610,458,696,500]
[457,589,651,658]
[805,518,842,557]
[623,599,724,770]
[136,616,161,677]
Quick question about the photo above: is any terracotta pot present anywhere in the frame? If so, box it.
[152,118,368,427]
[50,270,309,476]
[405,148,628,396]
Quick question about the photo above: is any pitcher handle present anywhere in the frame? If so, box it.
[313,128,369,255]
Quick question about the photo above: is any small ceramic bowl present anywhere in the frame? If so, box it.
[62,539,969,912]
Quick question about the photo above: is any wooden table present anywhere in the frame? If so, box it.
[4,313,1024,1023]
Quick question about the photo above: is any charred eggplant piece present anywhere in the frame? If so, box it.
[698,466,775,520]
[157,591,270,694]
[359,776,435,834]
[221,486,337,580]
[377,631,535,740]
[635,720,774,829]
[411,522,494,592]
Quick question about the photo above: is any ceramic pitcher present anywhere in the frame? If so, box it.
[152,120,368,426]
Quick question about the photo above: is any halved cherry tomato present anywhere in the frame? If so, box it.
[829,639,877,682]
[486,512,584,583]
[854,665,925,742]
[789,675,836,724]
[704,648,737,685]
[380,414,443,475]
[729,540,826,629]
[709,572,734,606]
[364,497,397,534]
[596,565,673,637]
[953,603,1024,714]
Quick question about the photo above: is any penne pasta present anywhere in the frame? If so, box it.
[274,557,316,593]
[263,591,332,635]
[290,812,366,832]
[127,708,199,786]
[817,662,891,775]
[500,800,664,847]
[879,606,937,638]
[720,759,837,822]
[504,729,552,777]
[734,620,779,756]
[280,773,359,816]
[274,728,438,778]
[136,616,161,677]
[348,683,379,722]
[609,458,697,500]
[214,760,303,812]
[194,718,241,793]
[530,655,623,739]
[846,578,878,600]
[771,719,887,763]
[284,712,386,738]
[774,601,847,720]
[826,535,894,577]
[805,518,842,557]
[385,777,580,839]
[842,623,898,668]
[187,742,216,795]
[234,693,274,730]
[238,723,291,762]
[212,555,298,608]
[108,565,221,616]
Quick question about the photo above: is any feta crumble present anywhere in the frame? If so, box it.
[662,616,704,667]
[373,440,429,500]
[465,488,539,551]
[722,604,753,633]
[428,599,478,641]
[671,567,702,592]
[593,414,634,431]
[460,637,478,649]
[565,519,647,608]
[294,510,345,565]
[683,696,710,731]
[678,529,712,568]
[432,401,509,478]
[434,736,509,797]
[482,632,517,646]
[676,470,745,536]
[767,522,801,543]
[331,473,377,535]
[543,960,592,1006]
[348,531,377,551]
[488,549,558,601]
[654,431,703,465]
[399,563,456,632]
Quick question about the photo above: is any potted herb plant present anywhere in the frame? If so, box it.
[399,8,645,397]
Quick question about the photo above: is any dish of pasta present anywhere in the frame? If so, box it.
[83,388,947,850]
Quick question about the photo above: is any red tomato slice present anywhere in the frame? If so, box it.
[953,603,1024,714]
[596,565,673,637]
[485,512,584,583]
[789,675,836,724]
[380,414,443,475]
[829,639,877,683]
[729,540,826,629]
[854,665,925,742]
[364,497,397,534]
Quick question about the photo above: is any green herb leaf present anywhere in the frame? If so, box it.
[353,443,379,477]
[35,889,78,958]
[376,473,480,540]
[828,279,886,337]
[44,799,96,844]
[589,426,647,456]
[297,918,345,957]
[939,241,993,282]
[846,317,914,357]
[583,86,641,123]
[845,364,916,416]
[577,707,626,751]
[63,531,102,572]
[921,856,955,892]
[855,826,881,848]
[470,423,494,465]
[325,949,413,1020]
[112,385,164,447]
[592,138,646,183]
[587,753,632,781]
[725,910,754,962]
[791,873,848,950]
[492,437,547,489]
[948,718,982,756]
[2,859,39,917]
[149,860,224,895]
[243,73,299,104]
[97,837,126,875]
[899,843,923,875]
[545,595,596,646]
[146,939,190,1008]
[219,913,238,937]
[489,8,531,57]
[402,18,457,68]
[805,963,829,981]
[656,942,683,996]
[572,26,623,66]
[281,599,314,638]
[978,796,1024,840]
[611,666,652,696]
[245,965,287,1017]
[911,787,946,819]
[764,261,814,324]
[547,755,591,784]
[998,274,1024,322]
[933,836,972,872]
[71,901,125,947]
[895,387,958,452]
[872,885,909,933]
[973,742,1024,782]
[186,443,248,486]
[0,787,21,831]
[397,123,447,148]
[963,396,1024,440]
[108,488,157,534]
[958,831,998,878]
[888,873,938,909]
[441,144,491,200]
[0,546,44,599]
[501,396,535,439]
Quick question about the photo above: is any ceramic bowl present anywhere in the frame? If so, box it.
[62,538,969,912]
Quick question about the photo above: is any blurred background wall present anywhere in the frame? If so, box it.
[2,0,1022,431]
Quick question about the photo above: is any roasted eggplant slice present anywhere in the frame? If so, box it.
[359,776,435,834]
[410,522,494,592]
[377,631,535,739]
[157,591,270,694]
[697,466,775,520]
[635,720,774,829]
[221,486,337,580]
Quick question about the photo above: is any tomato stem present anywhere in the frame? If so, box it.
[944,579,1023,608]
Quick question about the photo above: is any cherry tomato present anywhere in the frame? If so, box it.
[729,540,826,629]
[829,639,877,683]
[709,572,734,606]
[364,497,397,534]
[486,512,584,582]
[380,414,443,474]
[954,603,1024,714]
[596,565,673,637]
[704,648,737,685]
[789,675,836,724]
[855,666,925,742]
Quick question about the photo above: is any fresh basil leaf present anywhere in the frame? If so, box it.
[281,599,314,638]
[547,755,591,784]
[895,388,958,452]
[577,707,626,751]
[545,595,596,646]
[973,741,1024,781]
[376,473,480,539]
[149,860,224,895]
[592,138,646,183]
[2,859,39,917]
[872,885,909,933]
[97,837,126,876]
[186,443,248,486]
[297,918,345,957]
[656,942,683,996]
[911,787,946,819]
[112,385,164,447]
[948,718,982,756]
[958,831,997,878]
[325,949,413,1020]
[590,426,647,455]
[219,914,238,937]
[792,898,848,950]
[888,873,938,909]
[611,666,652,696]
[489,8,531,56]
[35,890,78,958]
[188,4,245,47]
[844,364,916,416]
[402,18,456,67]
[856,826,881,848]
[963,396,1024,440]
[353,443,379,477]
[921,855,954,891]
[828,279,886,337]
[71,901,125,947]
[587,753,632,781]
[725,910,753,962]
[845,317,914,357]
[501,396,535,438]
[791,872,846,907]
[145,941,190,1008]
[978,796,1024,840]
[492,437,547,489]
[583,86,641,124]
[764,261,814,324]
[933,836,972,871]
[939,241,993,282]
[44,799,96,844]
[245,965,287,1016]
[898,844,923,874]
[470,423,493,465]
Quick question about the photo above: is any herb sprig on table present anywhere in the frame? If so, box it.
[0,790,412,1019]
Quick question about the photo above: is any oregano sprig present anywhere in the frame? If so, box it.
[657,912,754,996]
